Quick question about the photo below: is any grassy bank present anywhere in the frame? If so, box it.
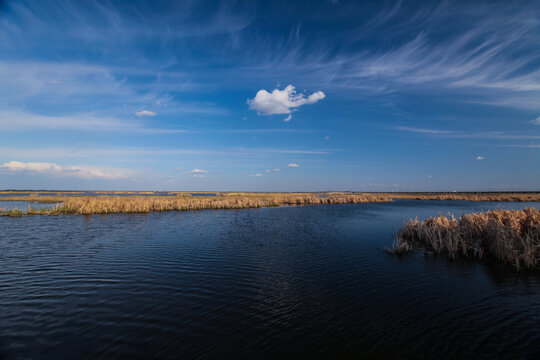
[388,208,540,270]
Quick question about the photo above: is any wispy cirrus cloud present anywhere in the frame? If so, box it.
[0,1,254,48]
[0,60,227,116]
[505,144,540,149]
[0,110,187,133]
[395,126,540,140]
[240,2,540,111]
[0,146,331,160]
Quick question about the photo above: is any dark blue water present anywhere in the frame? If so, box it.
[0,200,539,359]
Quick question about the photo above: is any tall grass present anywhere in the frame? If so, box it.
[1,192,538,217]
[388,192,540,202]
[388,208,540,270]
[51,194,390,215]
[0,193,390,216]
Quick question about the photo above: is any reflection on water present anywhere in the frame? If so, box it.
[0,200,538,359]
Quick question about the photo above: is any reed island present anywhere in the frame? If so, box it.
[388,207,540,270]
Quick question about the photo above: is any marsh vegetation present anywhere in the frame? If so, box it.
[0,193,389,216]
[388,208,540,270]
[1,192,538,216]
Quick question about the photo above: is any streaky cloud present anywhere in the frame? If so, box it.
[0,161,131,179]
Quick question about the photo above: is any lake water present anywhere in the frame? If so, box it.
[0,201,60,211]
[0,200,539,359]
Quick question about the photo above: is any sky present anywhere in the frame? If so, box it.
[0,0,539,191]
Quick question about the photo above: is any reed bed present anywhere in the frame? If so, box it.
[0,193,390,216]
[52,194,390,215]
[388,208,540,270]
[389,192,540,202]
[1,192,538,217]
[0,196,62,203]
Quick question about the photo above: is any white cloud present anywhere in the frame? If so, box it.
[0,161,129,179]
[325,136,330,140]
[273,168,280,172]
[185,168,208,177]
[476,156,485,160]
[135,110,156,117]
[264,169,271,173]
[530,116,540,125]
[251,173,263,177]
[428,174,432,178]
[247,85,325,121]
[287,163,300,168]
[284,114,292,122]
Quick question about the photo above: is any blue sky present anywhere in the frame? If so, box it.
[0,0,539,191]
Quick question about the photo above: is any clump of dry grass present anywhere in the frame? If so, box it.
[388,208,540,270]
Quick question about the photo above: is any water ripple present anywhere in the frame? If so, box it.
[0,200,539,359]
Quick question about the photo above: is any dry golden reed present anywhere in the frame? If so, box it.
[388,193,540,202]
[388,208,540,270]
[0,193,390,216]
[1,192,538,218]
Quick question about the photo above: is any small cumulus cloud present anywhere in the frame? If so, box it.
[284,114,292,122]
[0,161,129,179]
[247,85,325,121]
[273,168,280,172]
[287,163,299,168]
[185,168,208,177]
[530,116,540,125]
[476,156,485,160]
[135,110,156,117]
[251,173,263,177]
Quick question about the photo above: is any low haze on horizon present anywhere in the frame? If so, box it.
[0,0,539,191]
